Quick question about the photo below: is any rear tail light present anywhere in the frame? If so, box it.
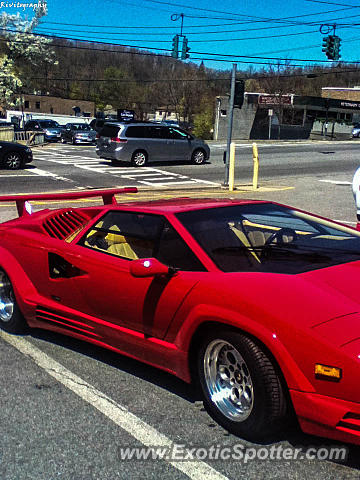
[111,137,127,143]
[95,133,100,139]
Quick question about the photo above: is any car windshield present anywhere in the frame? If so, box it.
[177,203,360,274]
[39,120,60,128]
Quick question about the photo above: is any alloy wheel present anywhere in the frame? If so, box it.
[5,152,22,169]
[203,339,254,421]
[0,271,14,323]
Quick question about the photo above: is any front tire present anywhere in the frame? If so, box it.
[131,150,148,167]
[197,330,287,441]
[4,152,24,170]
[191,149,206,165]
[0,270,27,333]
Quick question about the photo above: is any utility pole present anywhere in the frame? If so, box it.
[224,63,236,186]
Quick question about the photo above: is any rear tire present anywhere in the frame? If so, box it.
[197,330,287,441]
[131,150,148,167]
[0,270,27,333]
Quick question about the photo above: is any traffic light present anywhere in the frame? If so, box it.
[322,35,341,60]
[181,36,190,60]
[171,35,179,58]
[322,35,331,58]
[333,35,341,60]
[327,35,335,59]
[234,79,245,108]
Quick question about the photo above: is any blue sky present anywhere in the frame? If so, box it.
[2,0,360,70]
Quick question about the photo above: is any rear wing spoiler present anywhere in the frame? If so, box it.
[0,187,138,217]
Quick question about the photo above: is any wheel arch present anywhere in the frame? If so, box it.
[178,309,315,394]
[0,246,38,319]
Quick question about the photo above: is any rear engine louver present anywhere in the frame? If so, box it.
[43,210,88,240]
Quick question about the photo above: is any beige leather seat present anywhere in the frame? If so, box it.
[106,225,153,260]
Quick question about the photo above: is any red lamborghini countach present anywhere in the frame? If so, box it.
[1,187,360,445]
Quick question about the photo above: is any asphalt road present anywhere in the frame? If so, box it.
[1,140,360,480]
[1,140,360,224]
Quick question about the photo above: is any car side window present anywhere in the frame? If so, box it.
[125,126,145,138]
[79,211,163,261]
[155,221,206,271]
[167,127,188,140]
[79,212,205,271]
[146,126,166,139]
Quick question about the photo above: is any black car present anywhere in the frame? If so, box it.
[0,141,33,170]
[24,119,62,142]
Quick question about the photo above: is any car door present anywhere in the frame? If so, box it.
[165,127,192,161]
[143,126,169,161]
[59,211,206,340]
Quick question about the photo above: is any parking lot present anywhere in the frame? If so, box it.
[1,141,360,479]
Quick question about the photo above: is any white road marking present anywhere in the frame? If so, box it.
[0,330,228,480]
[319,180,352,185]
[29,168,75,183]
[0,174,42,177]
[39,155,217,186]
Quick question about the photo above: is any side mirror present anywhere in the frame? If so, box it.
[130,258,170,278]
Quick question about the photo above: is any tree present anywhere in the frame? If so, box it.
[0,2,57,109]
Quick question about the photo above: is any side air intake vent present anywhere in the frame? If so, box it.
[43,210,88,240]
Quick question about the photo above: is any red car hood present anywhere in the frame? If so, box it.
[210,261,360,333]
[300,261,360,347]
[300,260,360,305]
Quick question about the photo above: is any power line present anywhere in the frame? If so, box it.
[306,0,360,6]
[36,6,353,29]
[35,12,360,38]
[33,27,321,43]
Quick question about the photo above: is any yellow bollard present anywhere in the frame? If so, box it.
[252,142,259,190]
[229,142,236,192]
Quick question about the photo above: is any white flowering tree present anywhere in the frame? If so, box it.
[0,2,57,109]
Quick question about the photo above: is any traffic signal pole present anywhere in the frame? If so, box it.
[224,63,236,187]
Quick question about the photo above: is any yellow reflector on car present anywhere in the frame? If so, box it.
[315,364,342,380]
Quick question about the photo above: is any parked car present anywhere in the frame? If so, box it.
[61,123,96,144]
[96,122,210,166]
[0,141,32,169]
[352,124,360,138]
[2,189,360,445]
[24,119,62,142]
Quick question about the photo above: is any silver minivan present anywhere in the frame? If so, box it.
[95,122,210,166]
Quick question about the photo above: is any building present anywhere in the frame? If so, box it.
[19,94,95,117]
[322,86,360,102]
[214,91,360,141]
